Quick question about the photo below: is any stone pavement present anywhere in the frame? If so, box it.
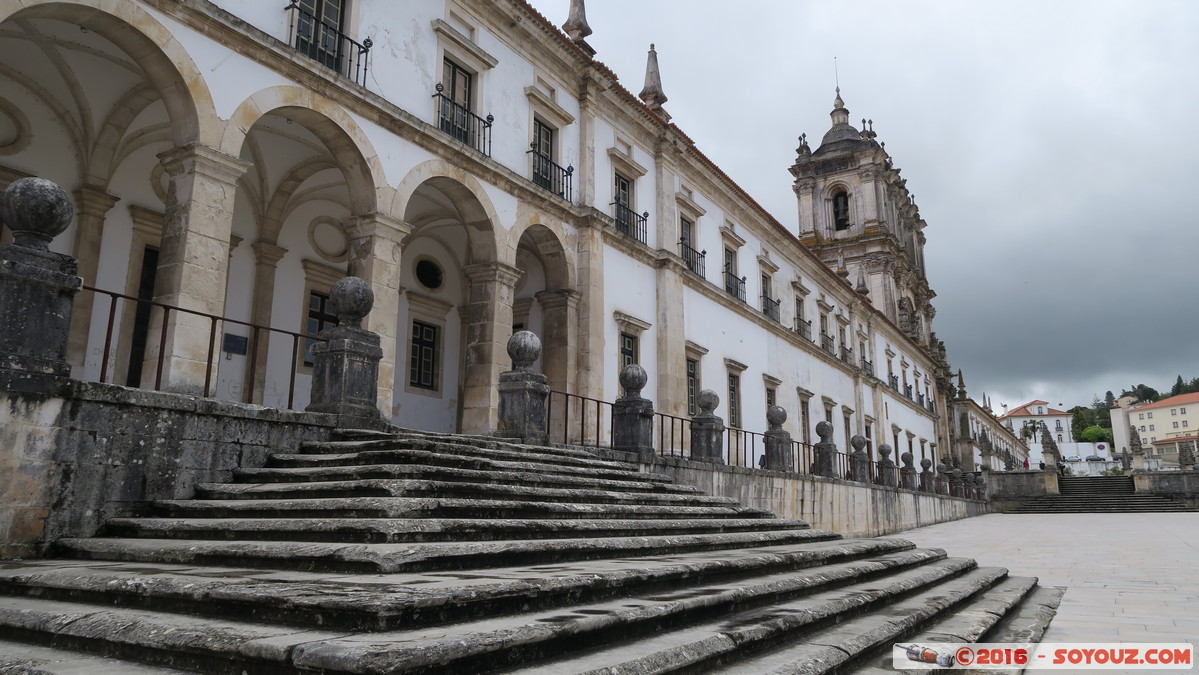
[890,513,1198,668]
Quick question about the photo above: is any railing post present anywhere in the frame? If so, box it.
[813,420,837,477]
[919,457,935,492]
[690,388,725,463]
[763,406,794,471]
[849,434,871,483]
[900,451,918,490]
[875,444,897,488]
[0,178,80,383]
[613,364,655,462]
[306,276,384,428]
[935,461,950,495]
[496,330,549,445]
[948,468,963,497]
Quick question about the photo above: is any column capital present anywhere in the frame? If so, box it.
[71,185,119,218]
[251,240,288,267]
[534,288,580,311]
[342,212,413,243]
[464,261,523,287]
[157,142,251,184]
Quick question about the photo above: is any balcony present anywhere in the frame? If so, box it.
[888,375,899,392]
[839,346,853,365]
[761,295,780,322]
[724,270,747,302]
[860,358,874,376]
[904,384,914,401]
[679,241,705,276]
[613,202,648,244]
[433,87,493,156]
[528,145,573,201]
[820,333,835,354]
[794,318,813,342]
[285,1,372,87]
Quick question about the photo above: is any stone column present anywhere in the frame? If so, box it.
[655,256,686,415]
[306,277,383,428]
[875,444,897,488]
[145,143,250,394]
[849,434,871,483]
[534,288,579,394]
[496,331,549,444]
[900,451,918,490]
[612,363,655,463]
[345,212,410,418]
[1179,439,1196,472]
[763,406,794,471]
[0,178,80,381]
[919,458,935,492]
[690,389,724,463]
[245,241,287,404]
[949,468,963,497]
[574,225,605,401]
[813,420,837,478]
[935,461,949,495]
[66,185,119,373]
[460,261,522,434]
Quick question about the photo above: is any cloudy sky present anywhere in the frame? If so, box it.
[527,0,1199,412]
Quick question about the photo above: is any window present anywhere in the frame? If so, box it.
[440,58,474,144]
[305,291,339,366]
[1038,406,1044,414]
[1141,425,1146,432]
[1182,407,1188,414]
[1057,434,1062,442]
[1184,420,1189,428]
[1139,413,1144,420]
[727,372,741,428]
[832,190,850,231]
[864,420,873,454]
[766,386,776,409]
[1173,422,1179,429]
[408,320,439,390]
[613,172,635,232]
[1172,408,1177,416]
[531,118,556,191]
[760,273,779,321]
[723,247,745,301]
[619,331,638,367]
[294,0,345,70]
[1148,412,1153,419]
[678,216,704,275]
[1150,424,1155,431]
[799,396,811,445]
[686,357,699,416]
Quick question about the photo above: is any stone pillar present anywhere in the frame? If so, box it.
[655,256,687,416]
[900,450,918,490]
[496,331,549,444]
[849,434,871,483]
[460,261,522,434]
[919,457,935,492]
[345,213,410,417]
[1179,439,1196,472]
[0,178,80,380]
[690,389,725,463]
[813,420,837,477]
[875,444,897,488]
[613,363,655,462]
[949,468,963,497]
[306,277,383,428]
[935,461,949,495]
[763,406,794,471]
[575,225,605,401]
[66,185,119,373]
[146,143,250,394]
[534,288,579,394]
[245,241,287,404]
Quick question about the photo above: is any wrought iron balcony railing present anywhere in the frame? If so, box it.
[613,202,648,244]
[820,333,835,354]
[724,270,747,302]
[679,241,706,276]
[761,295,781,322]
[434,87,492,156]
[528,145,573,201]
[794,318,813,342]
[840,346,853,364]
[861,358,874,376]
[889,375,899,391]
[285,1,372,87]
[905,384,914,400]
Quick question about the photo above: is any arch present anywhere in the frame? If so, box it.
[221,87,387,218]
[2,0,218,148]
[512,222,574,290]
[397,161,501,263]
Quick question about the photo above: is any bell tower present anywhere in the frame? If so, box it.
[789,88,935,346]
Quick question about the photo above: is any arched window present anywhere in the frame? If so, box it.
[832,190,850,231]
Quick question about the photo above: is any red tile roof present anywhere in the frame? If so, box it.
[1133,392,1199,412]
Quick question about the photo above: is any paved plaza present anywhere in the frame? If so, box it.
[890,512,1199,670]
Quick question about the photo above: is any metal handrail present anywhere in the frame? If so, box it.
[285,1,372,87]
[613,202,648,244]
[433,88,493,156]
[528,144,573,200]
[761,295,781,322]
[724,269,746,302]
[679,241,706,276]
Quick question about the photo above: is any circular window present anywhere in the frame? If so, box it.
[415,259,443,289]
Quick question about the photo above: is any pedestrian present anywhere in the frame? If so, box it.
[1023,458,1029,469]
[1038,461,1045,470]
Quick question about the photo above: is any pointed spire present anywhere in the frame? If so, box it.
[562,0,593,43]
[956,369,967,400]
[855,265,868,295]
[830,86,850,127]
[639,44,670,120]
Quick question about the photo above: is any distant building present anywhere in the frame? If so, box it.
[998,400,1075,465]
[951,395,1029,471]
[1110,392,1199,466]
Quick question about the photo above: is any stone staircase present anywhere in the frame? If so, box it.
[0,429,1060,673]
[1012,475,1197,514]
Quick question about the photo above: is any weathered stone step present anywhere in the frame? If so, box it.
[508,557,983,675]
[0,537,915,632]
[54,529,843,574]
[299,436,630,473]
[102,516,810,543]
[235,462,701,494]
[149,496,774,521]
[193,478,736,508]
[701,566,1010,674]
[267,446,676,486]
[0,638,195,674]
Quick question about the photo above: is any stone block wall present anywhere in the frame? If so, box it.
[1133,471,1199,508]
[986,469,1055,512]
[0,376,344,558]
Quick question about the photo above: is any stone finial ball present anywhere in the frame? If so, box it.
[0,177,74,249]
[952,468,963,479]
[619,363,647,394]
[766,405,787,428]
[329,276,373,327]
[878,443,892,458]
[507,330,541,370]
[920,457,932,470]
[936,462,947,474]
[850,435,866,452]
[901,451,914,467]
[815,420,833,441]
[697,388,719,413]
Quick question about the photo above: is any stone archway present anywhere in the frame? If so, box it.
[512,223,577,396]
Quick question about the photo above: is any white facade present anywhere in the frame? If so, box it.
[0,0,957,460]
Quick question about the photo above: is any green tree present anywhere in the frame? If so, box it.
[1079,425,1114,444]
[1068,405,1092,440]
[1171,375,1186,397]
[1104,390,1116,408]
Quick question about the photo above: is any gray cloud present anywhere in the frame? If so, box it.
[528,0,1199,409]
